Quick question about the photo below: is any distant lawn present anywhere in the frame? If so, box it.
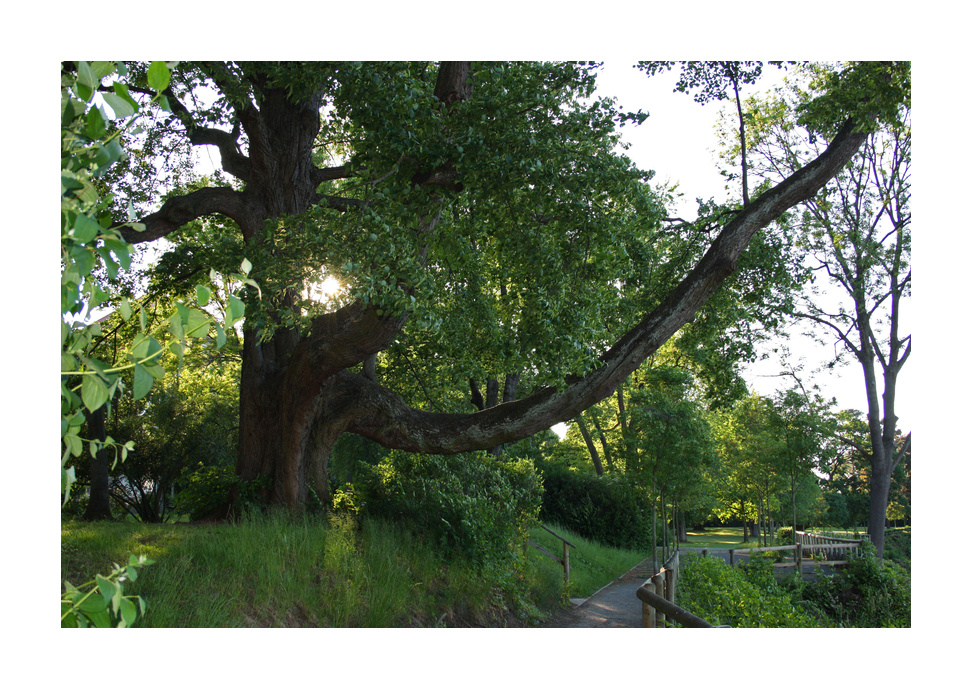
[679,526,880,550]
[679,527,751,548]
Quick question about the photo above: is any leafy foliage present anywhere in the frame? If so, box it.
[60,60,253,503]
[61,554,154,628]
[349,451,542,567]
[537,461,654,550]
[676,553,814,627]
[798,541,910,627]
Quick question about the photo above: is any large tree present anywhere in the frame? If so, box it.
[80,60,901,511]
[737,62,911,557]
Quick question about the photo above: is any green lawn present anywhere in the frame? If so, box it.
[679,527,752,548]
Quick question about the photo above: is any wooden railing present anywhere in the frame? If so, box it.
[725,531,865,573]
[636,531,865,628]
[636,551,723,628]
[527,523,577,584]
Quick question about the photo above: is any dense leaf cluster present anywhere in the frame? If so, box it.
[345,451,542,567]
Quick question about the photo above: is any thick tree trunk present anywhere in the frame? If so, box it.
[82,405,113,521]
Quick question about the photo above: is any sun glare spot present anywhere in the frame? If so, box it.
[303,273,347,306]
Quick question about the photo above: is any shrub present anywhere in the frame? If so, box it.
[352,451,542,568]
[537,461,652,550]
[800,541,910,627]
[676,553,814,627]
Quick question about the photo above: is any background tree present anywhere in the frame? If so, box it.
[79,60,900,511]
[737,62,911,557]
[622,366,716,568]
[771,387,832,538]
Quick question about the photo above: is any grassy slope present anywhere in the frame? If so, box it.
[61,513,650,627]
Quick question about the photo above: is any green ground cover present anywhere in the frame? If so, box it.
[61,514,651,627]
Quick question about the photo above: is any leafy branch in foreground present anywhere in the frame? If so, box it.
[60,61,257,503]
[61,554,154,628]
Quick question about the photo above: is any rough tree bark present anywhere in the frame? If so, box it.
[123,61,875,511]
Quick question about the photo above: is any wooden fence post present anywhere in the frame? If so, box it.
[562,540,570,584]
[796,542,803,579]
[652,573,666,627]
[729,549,734,567]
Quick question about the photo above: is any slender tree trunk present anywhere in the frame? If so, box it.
[868,456,893,558]
[576,413,604,476]
[590,414,615,471]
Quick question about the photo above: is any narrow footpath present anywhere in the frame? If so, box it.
[540,547,829,628]
[541,557,655,628]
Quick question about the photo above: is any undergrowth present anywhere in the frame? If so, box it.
[62,511,561,627]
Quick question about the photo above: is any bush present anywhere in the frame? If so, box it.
[800,541,910,627]
[537,461,652,550]
[676,553,814,628]
[351,451,542,568]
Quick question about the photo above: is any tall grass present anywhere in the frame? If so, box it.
[62,512,572,627]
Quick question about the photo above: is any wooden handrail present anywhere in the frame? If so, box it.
[528,523,575,584]
[636,586,715,628]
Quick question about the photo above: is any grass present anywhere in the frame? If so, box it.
[62,512,653,627]
[678,526,753,548]
[525,523,651,599]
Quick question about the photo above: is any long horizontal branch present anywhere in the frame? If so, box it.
[344,118,871,453]
[121,187,251,244]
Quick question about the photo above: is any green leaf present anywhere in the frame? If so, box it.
[133,363,154,400]
[227,294,245,325]
[185,308,210,338]
[214,321,227,349]
[81,374,109,412]
[103,237,132,269]
[85,107,107,140]
[169,313,185,342]
[97,576,118,606]
[119,297,132,322]
[195,284,211,307]
[71,213,103,243]
[103,92,136,119]
[240,258,253,275]
[147,61,170,92]
[77,61,98,89]
[119,597,137,628]
[169,340,185,360]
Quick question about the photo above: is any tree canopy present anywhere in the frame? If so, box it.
[62,60,908,510]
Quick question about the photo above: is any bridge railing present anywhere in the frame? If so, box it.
[727,531,865,573]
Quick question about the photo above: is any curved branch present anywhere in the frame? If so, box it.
[344,118,871,453]
[120,187,251,244]
[187,127,252,182]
